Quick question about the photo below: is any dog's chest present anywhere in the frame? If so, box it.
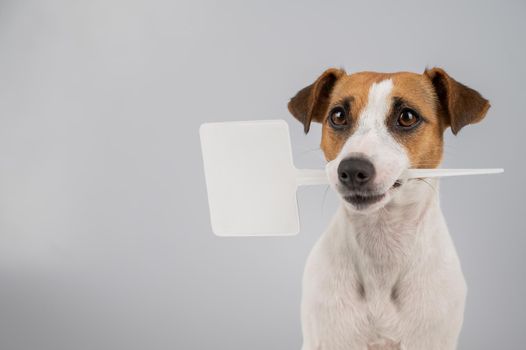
[303,247,410,346]
[302,218,432,348]
[330,265,406,342]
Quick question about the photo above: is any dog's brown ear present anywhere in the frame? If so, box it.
[288,68,345,133]
[424,67,490,135]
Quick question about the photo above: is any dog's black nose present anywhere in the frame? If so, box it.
[338,157,375,189]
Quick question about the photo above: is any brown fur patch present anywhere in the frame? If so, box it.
[424,67,490,135]
[318,71,444,168]
[388,73,445,168]
[288,68,490,169]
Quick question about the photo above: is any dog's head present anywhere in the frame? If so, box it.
[288,68,490,213]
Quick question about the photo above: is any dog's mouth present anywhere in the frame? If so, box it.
[342,180,403,209]
[343,192,386,208]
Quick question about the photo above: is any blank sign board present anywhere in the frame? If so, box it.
[200,120,301,236]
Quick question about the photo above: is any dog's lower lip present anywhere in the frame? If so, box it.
[344,192,386,207]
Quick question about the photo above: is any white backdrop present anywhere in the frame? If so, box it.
[0,1,524,349]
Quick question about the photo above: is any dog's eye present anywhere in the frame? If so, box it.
[328,107,348,129]
[397,109,421,128]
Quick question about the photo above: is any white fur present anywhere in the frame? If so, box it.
[301,80,467,350]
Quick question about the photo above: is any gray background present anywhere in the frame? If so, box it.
[0,0,524,349]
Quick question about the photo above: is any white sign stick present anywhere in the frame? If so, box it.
[200,120,503,237]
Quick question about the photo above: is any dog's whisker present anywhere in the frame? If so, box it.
[321,185,331,216]
[416,178,439,193]
[298,147,323,157]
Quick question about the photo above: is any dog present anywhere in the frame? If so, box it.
[288,68,490,350]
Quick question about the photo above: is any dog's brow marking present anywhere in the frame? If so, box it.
[358,79,394,131]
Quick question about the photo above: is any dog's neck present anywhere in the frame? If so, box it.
[337,179,442,272]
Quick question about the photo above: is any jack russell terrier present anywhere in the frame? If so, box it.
[288,68,490,350]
